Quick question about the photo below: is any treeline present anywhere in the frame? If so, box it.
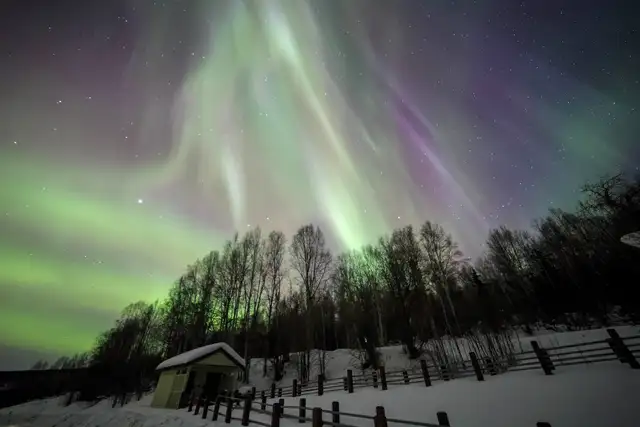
[33,173,640,394]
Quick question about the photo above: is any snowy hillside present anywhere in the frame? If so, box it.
[246,325,640,391]
[268,362,640,427]
[2,362,638,427]
[1,326,638,427]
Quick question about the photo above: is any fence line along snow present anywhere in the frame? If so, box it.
[184,390,572,427]
[246,328,639,401]
[188,392,451,427]
[174,328,638,427]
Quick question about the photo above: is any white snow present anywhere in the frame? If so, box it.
[2,362,639,427]
[1,326,638,427]
[156,343,245,371]
[246,325,640,391]
[0,394,221,427]
[621,231,640,248]
[270,362,640,427]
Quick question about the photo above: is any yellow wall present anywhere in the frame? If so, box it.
[151,368,192,409]
[197,351,239,367]
[151,351,243,409]
[151,370,175,408]
[168,370,189,408]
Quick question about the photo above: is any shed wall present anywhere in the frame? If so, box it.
[152,349,242,409]
[198,352,239,367]
[168,370,189,408]
[151,370,175,408]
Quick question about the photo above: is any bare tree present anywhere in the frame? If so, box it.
[218,234,250,343]
[241,228,263,382]
[290,224,332,381]
[378,226,423,358]
[418,221,466,359]
[263,231,287,378]
[333,250,381,369]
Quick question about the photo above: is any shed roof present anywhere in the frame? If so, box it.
[156,343,245,371]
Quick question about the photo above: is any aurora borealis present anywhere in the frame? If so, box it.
[0,0,638,369]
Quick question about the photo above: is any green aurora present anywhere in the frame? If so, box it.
[1,0,636,365]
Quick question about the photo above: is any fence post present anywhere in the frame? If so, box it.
[312,407,323,427]
[299,398,306,423]
[225,397,233,424]
[271,383,276,398]
[251,386,256,400]
[402,370,409,384]
[485,357,497,376]
[343,377,347,391]
[271,403,281,427]
[440,364,450,381]
[279,398,285,418]
[374,406,388,427]
[542,348,555,371]
[347,369,354,393]
[194,394,202,415]
[278,387,283,397]
[372,370,378,388]
[212,396,222,421]
[318,375,324,396]
[332,401,340,425]
[379,366,388,390]
[298,383,302,396]
[202,397,210,419]
[242,397,252,426]
[531,341,554,375]
[420,359,431,387]
[261,391,267,411]
[293,379,298,397]
[607,328,640,369]
[436,411,450,426]
[469,352,484,381]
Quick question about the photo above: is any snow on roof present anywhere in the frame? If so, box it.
[621,231,640,249]
[156,342,245,371]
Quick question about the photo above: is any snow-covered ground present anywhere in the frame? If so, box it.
[2,362,638,427]
[1,326,638,427]
[271,362,640,427]
[0,394,212,427]
[247,324,640,391]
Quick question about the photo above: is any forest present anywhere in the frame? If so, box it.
[32,173,640,393]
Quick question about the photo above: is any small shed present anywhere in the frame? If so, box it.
[151,343,245,409]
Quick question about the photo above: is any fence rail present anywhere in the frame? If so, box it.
[188,392,449,427]
[182,328,638,427]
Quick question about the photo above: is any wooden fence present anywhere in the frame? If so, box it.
[188,391,455,427]
[186,390,560,427]
[182,328,638,427]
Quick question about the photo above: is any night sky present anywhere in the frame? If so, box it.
[0,0,638,370]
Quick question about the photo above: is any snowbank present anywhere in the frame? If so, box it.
[0,394,224,427]
[2,326,638,427]
[246,325,640,390]
[3,362,638,427]
[270,362,640,427]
